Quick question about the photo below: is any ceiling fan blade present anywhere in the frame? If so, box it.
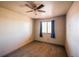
[26,10,33,13]
[26,1,36,8]
[25,4,33,9]
[38,10,45,12]
[37,4,44,9]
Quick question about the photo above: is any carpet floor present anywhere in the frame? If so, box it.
[5,41,67,57]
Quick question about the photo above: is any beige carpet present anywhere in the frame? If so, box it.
[5,41,67,57]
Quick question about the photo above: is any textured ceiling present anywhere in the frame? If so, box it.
[0,1,73,19]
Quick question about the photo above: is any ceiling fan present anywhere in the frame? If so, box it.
[24,1,45,15]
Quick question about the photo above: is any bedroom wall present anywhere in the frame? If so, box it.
[0,7,34,56]
[65,2,79,57]
[34,16,66,46]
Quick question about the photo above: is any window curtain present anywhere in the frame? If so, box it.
[40,21,42,37]
[51,20,55,38]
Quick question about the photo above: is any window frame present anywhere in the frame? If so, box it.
[42,21,51,34]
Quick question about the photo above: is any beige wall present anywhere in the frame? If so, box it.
[34,16,66,46]
[65,2,79,57]
[0,7,34,56]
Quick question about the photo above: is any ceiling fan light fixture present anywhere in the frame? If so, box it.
[24,1,45,15]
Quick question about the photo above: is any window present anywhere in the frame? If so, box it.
[42,21,51,33]
[42,22,47,33]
